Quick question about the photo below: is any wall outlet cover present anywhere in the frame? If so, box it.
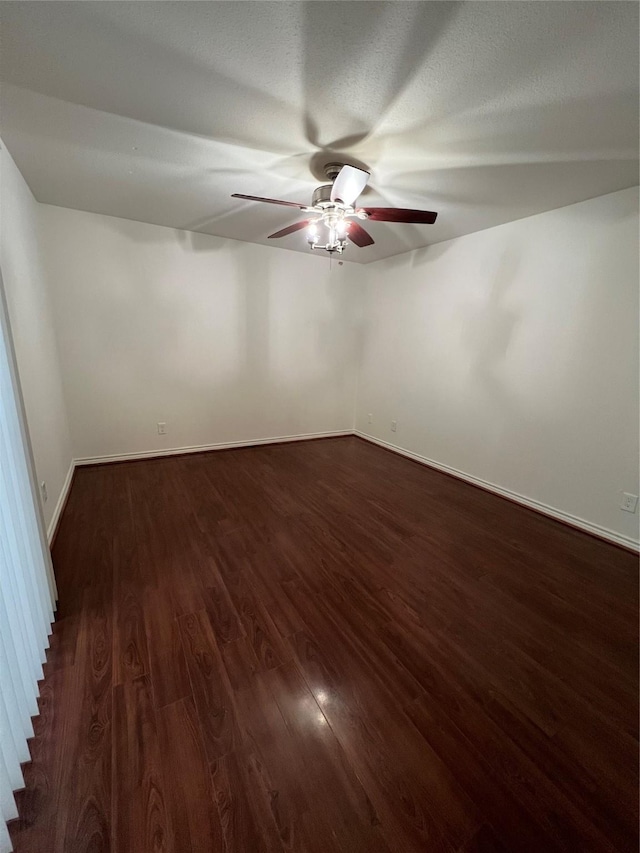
[620,493,638,513]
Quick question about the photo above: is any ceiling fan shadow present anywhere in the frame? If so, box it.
[386,158,639,212]
[300,1,460,152]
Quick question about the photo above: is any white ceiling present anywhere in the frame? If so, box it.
[0,1,638,263]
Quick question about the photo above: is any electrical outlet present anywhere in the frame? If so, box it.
[620,493,638,513]
[157,422,167,435]
[368,413,373,424]
[391,420,397,433]
[40,481,48,503]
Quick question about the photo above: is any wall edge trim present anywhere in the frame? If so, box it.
[46,460,75,545]
[355,431,640,553]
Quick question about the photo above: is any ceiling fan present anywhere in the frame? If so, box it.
[231,163,438,255]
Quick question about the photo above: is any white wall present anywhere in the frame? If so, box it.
[38,205,361,460]
[0,141,73,535]
[6,148,637,548]
[356,187,640,547]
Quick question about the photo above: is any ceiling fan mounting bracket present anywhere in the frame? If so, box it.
[323,162,347,182]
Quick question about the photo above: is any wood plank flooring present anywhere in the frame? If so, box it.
[9,436,639,852]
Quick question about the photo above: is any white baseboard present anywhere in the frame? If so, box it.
[73,429,352,467]
[46,460,75,544]
[55,430,640,553]
[355,431,640,553]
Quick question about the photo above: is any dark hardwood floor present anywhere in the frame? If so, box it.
[9,436,639,852]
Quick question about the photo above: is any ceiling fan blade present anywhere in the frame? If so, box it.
[268,220,310,239]
[348,221,375,247]
[232,193,308,209]
[362,207,438,224]
[330,165,370,205]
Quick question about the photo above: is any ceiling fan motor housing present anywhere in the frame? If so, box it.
[311,184,335,208]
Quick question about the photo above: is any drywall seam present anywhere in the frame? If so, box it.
[355,431,640,552]
[74,429,352,466]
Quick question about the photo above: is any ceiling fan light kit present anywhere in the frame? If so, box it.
[232,163,438,256]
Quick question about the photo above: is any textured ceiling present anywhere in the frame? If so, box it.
[0,1,638,263]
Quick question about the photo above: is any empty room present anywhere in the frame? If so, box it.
[0,2,638,852]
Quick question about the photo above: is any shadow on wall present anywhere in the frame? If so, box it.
[83,212,237,251]
[369,238,455,274]
[232,242,355,426]
[174,228,234,253]
[463,247,522,417]
[75,217,354,448]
